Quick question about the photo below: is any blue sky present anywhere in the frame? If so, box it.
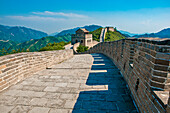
[0,0,170,34]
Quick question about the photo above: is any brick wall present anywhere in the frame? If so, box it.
[0,50,73,92]
[84,38,170,113]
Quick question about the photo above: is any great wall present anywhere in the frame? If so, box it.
[83,38,170,112]
[0,37,169,112]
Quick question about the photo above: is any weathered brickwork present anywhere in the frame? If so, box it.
[84,38,170,113]
[0,50,73,92]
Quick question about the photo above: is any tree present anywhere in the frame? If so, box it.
[1,48,7,55]
[39,41,69,51]
[77,45,88,53]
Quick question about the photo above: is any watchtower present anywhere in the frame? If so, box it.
[71,28,93,47]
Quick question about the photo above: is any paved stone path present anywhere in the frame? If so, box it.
[0,54,137,113]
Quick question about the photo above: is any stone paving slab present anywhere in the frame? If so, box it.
[0,53,138,113]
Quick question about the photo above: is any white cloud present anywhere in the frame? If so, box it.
[6,15,65,21]
[5,11,89,23]
[1,8,170,34]
[32,11,88,18]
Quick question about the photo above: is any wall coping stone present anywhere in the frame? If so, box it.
[154,91,169,109]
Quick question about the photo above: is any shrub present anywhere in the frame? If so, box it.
[39,41,70,51]
[77,45,88,53]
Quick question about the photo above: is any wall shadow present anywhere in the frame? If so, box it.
[72,53,137,113]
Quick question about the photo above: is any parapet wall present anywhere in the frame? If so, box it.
[73,42,80,54]
[84,38,170,113]
[0,50,73,92]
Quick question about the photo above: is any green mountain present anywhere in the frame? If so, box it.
[49,32,59,36]
[0,40,18,50]
[10,34,71,52]
[119,30,138,37]
[89,27,103,42]
[89,28,125,42]
[133,28,170,38]
[0,34,71,56]
[0,24,48,42]
[55,25,102,37]
[105,30,125,41]
[39,41,70,51]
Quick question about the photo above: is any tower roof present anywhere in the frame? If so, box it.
[78,28,89,33]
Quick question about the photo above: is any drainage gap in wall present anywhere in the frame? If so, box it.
[46,67,52,69]
[135,78,139,91]
[123,62,126,70]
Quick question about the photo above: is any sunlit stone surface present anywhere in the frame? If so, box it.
[0,54,137,113]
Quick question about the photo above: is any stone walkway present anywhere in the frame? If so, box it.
[0,54,137,113]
